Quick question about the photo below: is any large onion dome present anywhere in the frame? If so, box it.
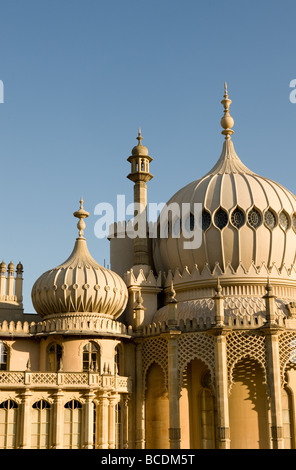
[152,84,296,278]
[31,199,128,319]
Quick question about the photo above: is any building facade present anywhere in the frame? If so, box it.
[1,85,296,449]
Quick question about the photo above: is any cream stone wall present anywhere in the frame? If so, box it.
[145,363,169,449]
[109,232,134,278]
[3,338,40,371]
[228,358,270,449]
[37,336,127,374]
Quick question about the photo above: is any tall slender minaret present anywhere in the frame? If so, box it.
[127,129,153,268]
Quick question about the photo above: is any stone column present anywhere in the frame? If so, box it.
[263,281,284,449]
[214,332,230,449]
[97,392,109,449]
[122,394,130,449]
[212,280,230,448]
[265,331,284,449]
[135,340,145,448]
[6,262,15,300]
[52,389,64,449]
[19,388,32,449]
[108,394,119,449]
[166,330,181,449]
[83,390,95,449]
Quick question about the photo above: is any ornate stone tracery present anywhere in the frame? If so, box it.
[278,331,296,385]
[226,331,267,394]
[142,336,168,390]
[177,332,215,389]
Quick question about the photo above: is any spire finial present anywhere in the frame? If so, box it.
[214,276,224,299]
[224,82,228,97]
[216,276,222,294]
[266,276,273,294]
[168,280,177,303]
[137,127,143,145]
[220,82,234,141]
[73,197,90,239]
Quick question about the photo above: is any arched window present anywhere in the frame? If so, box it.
[47,343,62,372]
[114,345,121,375]
[64,400,82,449]
[0,341,8,371]
[115,403,122,449]
[31,400,51,449]
[0,400,18,449]
[82,342,100,372]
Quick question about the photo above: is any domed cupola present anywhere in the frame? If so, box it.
[31,199,128,319]
[152,84,296,279]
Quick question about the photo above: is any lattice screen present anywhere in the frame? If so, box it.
[278,331,296,385]
[178,332,216,388]
[142,336,168,390]
[226,331,267,393]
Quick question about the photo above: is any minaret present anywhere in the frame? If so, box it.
[127,129,153,269]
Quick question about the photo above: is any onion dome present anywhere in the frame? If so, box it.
[152,84,296,278]
[31,199,128,319]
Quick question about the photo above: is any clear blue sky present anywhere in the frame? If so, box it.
[0,0,295,313]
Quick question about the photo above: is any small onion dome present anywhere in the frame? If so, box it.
[7,261,14,272]
[131,128,149,156]
[31,199,128,319]
[16,261,23,273]
[0,261,6,273]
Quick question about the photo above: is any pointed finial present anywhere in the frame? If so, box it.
[265,276,273,295]
[220,82,234,140]
[135,290,144,308]
[73,197,90,239]
[137,127,143,145]
[216,276,222,294]
[214,276,224,299]
[168,280,177,303]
